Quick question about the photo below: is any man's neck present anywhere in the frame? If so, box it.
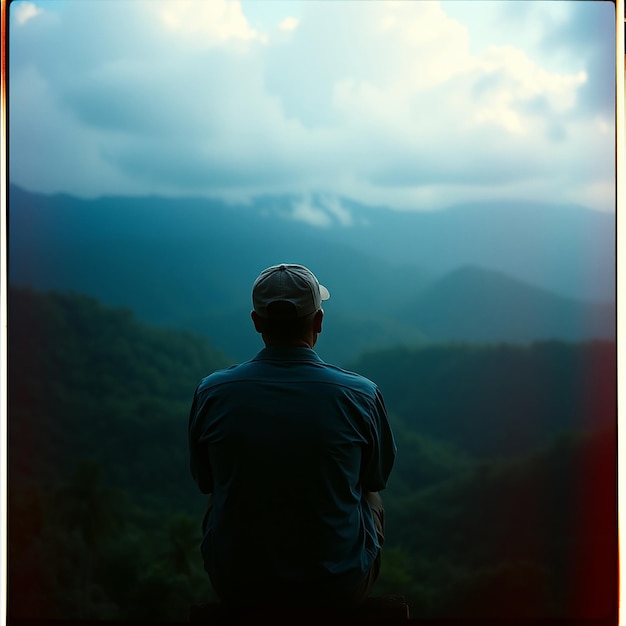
[263,338,315,349]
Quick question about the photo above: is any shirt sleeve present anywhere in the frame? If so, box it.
[361,387,397,492]
[188,385,213,494]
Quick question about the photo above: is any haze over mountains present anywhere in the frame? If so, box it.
[9,184,615,364]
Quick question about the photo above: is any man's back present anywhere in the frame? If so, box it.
[189,264,396,607]
[189,345,396,606]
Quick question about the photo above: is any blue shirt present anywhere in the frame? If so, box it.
[188,346,396,604]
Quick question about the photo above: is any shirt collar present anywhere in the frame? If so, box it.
[253,346,324,363]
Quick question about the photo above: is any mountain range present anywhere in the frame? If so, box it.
[8,184,615,364]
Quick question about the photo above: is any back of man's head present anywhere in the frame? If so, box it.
[252,264,330,320]
[251,264,330,345]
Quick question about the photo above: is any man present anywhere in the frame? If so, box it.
[188,263,396,609]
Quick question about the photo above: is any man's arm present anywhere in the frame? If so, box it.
[361,388,397,492]
[188,386,213,494]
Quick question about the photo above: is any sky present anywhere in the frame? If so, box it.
[7,0,618,215]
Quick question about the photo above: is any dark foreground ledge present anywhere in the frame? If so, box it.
[188,595,410,624]
[4,616,619,626]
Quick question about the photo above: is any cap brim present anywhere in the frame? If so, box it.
[320,284,330,301]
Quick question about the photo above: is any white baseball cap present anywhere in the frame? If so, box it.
[252,263,330,319]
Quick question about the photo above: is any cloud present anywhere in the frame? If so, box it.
[320,196,353,227]
[270,195,354,229]
[158,0,267,45]
[8,0,615,212]
[13,1,43,25]
[279,17,299,32]
[290,197,333,227]
[488,0,615,118]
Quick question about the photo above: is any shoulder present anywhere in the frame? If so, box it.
[319,361,381,396]
[195,360,253,393]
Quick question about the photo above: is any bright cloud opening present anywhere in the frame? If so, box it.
[279,17,299,32]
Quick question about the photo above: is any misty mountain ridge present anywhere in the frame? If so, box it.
[9,184,615,301]
[8,185,615,364]
[254,191,615,304]
[399,265,614,344]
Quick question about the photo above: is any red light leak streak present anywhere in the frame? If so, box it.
[0,3,7,625]
[1,0,7,190]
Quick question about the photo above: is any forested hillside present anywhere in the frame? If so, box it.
[348,340,616,458]
[7,287,617,622]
